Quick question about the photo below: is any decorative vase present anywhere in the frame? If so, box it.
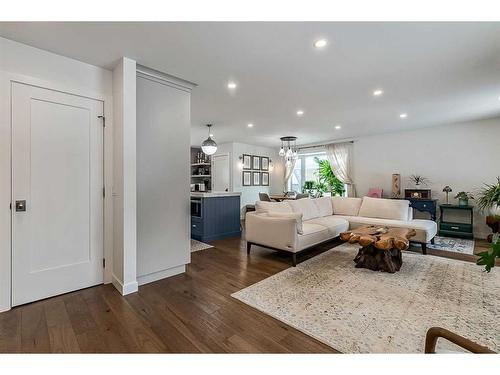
[459,198,468,206]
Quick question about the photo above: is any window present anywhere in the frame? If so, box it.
[287,151,346,196]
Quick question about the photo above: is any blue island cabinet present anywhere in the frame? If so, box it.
[191,195,241,242]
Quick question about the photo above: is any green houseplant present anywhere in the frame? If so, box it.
[302,180,328,198]
[302,180,316,196]
[455,191,474,206]
[477,177,500,217]
[476,234,500,272]
[314,157,345,196]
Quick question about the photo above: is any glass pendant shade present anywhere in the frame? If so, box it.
[278,136,298,166]
[201,124,217,155]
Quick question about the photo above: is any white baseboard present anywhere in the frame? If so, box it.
[111,274,139,295]
[137,264,186,286]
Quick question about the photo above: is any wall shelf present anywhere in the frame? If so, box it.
[191,175,211,178]
[191,163,211,166]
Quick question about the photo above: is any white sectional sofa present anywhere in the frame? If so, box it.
[245,196,437,266]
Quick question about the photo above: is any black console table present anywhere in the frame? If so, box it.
[407,198,438,222]
[438,204,474,239]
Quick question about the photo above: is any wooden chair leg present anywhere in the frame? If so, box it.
[292,253,297,267]
[421,243,427,255]
[246,242,252,255]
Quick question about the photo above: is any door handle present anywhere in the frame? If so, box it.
[15,200,26,212]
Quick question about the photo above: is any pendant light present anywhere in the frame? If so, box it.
[279,136,298,164]
[201,124,217,155]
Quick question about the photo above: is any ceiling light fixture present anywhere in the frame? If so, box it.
[247,123,254,128]
[296,110,304,116]
[399,113,408,119]
[227,82,237,89]
[279,136,298,167]
[373,89,383,96]
[314,39,328,48]
[335,125,342,130]
[201,124,217,155]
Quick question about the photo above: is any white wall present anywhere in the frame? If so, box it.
[112,57,138,295]
[0,37,113,311]
[136,69,193,286]
[213,142,284,213]
[352,117,500,238]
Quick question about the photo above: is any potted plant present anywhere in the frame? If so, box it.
[477,177,500,217]
[302,180,316,196]
[409,175,429,187]
[455,191,474,206]
[477,233,500,272]
[314,157,345,196]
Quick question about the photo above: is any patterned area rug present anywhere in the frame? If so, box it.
[190,239,213,252]
[427,236,475,254]
[232,243,499,353]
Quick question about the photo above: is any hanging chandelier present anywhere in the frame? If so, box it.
[201,124,217,155]
[279,136,298,166]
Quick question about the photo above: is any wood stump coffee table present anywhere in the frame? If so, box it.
[340,225,416,273]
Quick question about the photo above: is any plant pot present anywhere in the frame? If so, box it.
[458,198,469,206]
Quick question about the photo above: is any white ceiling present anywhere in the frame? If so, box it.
[2,22,500,148]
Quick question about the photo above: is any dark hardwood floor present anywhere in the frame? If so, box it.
[0,234,491,353]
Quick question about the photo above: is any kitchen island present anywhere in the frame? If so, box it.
[191,192,241,242]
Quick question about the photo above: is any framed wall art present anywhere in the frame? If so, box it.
[252,171,261,186]
[242,154,252,170]
[251,155,260,170]
[261,172,269,186]
[261,156,269,171]
[242,171,252,186]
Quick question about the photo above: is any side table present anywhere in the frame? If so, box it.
[439,204,474,239]
[408,198,438,222]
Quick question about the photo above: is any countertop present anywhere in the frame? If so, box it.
[191,191,242,198]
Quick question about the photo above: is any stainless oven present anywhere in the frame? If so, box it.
[191,198,202,218]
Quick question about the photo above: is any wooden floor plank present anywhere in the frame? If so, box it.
[44,297,81,353]
[0,234,491,353]
[20,301,51,353]
[0,308,21,353]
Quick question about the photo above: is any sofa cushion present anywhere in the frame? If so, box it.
[312,196,334,217]
[255,200,292,214]
[331,197,363,216]
[266,211,303,234]
[296,223,330,252]
[358,196,410,221]
[288,198,321,221]
[306,216,349,237]
[333,215,437,243]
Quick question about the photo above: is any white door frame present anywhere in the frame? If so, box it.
[212,152,232,191]
[0,72,114,312]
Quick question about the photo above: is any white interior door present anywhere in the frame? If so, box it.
[212,154,230,192]
[11,82,104,306]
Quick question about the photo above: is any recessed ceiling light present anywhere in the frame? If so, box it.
[247,123,254,128]
[399,113,408,119]
[227,82,237,89]
[296,110,304,116]
[314,39,328,48]
[373,89,383,96]
[335,125,342,130]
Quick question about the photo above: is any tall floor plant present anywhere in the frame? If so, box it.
[314,157,345,196]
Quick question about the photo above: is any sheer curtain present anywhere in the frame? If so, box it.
[283,158,297,192]
[325,142,356,197]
